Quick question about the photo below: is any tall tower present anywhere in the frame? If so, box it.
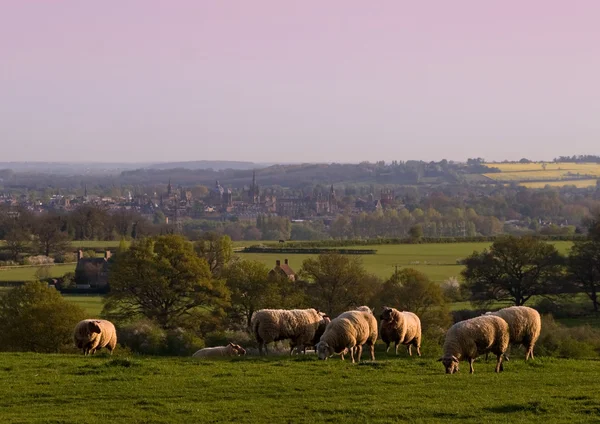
[167,178,172,196]
[329,185,336,213]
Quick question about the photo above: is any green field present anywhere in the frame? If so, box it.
[63,294,105,316]
[238,242,574,282]
[0,241,574,283]
[0,352,599,423]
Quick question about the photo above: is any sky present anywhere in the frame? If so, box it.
[1,1,600,164]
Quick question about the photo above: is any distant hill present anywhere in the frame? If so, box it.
[146,160,258,171]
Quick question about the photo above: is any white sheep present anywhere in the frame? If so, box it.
[251,309,328,355]
[439,315,509,374]
[316,309,378,363]
[379,306,422,356]
[486,306,541,360]
[289,315,331,354]
[192,343,246,358]
[73,319,117,356]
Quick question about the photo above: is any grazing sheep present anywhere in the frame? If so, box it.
[439,315,509,374]
[192,343,246,358]
[289,315,331,354]
[316,309,378,363]
[379,307,422,356]
[486,306,541,360]
[355,306,375,314]
[251,309,328,355]
[74,319,117,356]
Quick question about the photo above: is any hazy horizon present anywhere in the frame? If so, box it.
[2,1,599,163]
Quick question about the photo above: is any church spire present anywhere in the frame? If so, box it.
[167,178,172,195]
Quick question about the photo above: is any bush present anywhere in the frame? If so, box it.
[54,252,77,264]
[534,315,600,359]
[118,320,205,356]
[440,277,467,302]
[0,281,87,353]
[24,255,54,266]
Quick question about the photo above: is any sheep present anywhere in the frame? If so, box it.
[316,309,378,363]
[251,309,328,355]
[438,315,509,374]
[486,306,541,360]
[379,306,422,356]
[73,319,117,356]
[289,315,331,354]
[192,343,246,358]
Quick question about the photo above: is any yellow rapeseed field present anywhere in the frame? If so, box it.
[483,162,600,184]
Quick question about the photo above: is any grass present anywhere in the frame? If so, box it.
[0,263,76,281]
[239,241,574,282]
[0,352,599,423]
[63,294,105,316]
[71,240,120,249]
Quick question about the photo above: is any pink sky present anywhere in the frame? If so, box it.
[1,1,599,163]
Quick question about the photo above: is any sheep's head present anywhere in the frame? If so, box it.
[355,306,374,314]
[438,355,460,374]
[379,306,393,321]
[316,341,333,360]
[87,321,102,334]
[232,343,246,356]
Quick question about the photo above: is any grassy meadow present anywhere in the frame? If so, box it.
[483,162,600,188]
[0,352,599,423]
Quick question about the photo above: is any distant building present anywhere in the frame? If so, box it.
[268,258,296,281]
[75,250,111,289]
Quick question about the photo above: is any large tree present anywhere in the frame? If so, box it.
[462,236,563,306]
[567,217,600,312]
[105,235,228,329]
[300,253,378,316]
[374,268,450,329]
[4,228,30,261]
[34,215,71,257]
[194,233,233,277]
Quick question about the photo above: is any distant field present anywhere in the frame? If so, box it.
[0,263,76,282]
[239,241,573,282]
[71,240,120,249]
[63,294,104,316]
[484,162,600,187]
[519,179,598,189]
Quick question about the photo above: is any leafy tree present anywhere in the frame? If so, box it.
[34,215,71,257]
[104,235,228,329]
[224,259,283,328]
[462,236,563,306]
[567,217,600,312]
[0,281,86,352]
[409,224,423,241]
[373,268,450,329]
[194,233,233,277]
[4,228,30,261]
[300,253,378,316]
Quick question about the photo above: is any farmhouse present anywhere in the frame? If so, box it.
[75,250,111,288]
[268,259,296,281]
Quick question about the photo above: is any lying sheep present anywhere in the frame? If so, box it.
[192,343,246,358]
[316,309,378,363]
[439,315,509,374]
[251,309,328,355]
[486,306,541,360]
[379,307,422,356]
[73,319,117,356]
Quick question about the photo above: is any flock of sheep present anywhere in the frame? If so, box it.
[72,304,541,374]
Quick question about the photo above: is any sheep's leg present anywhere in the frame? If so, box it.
[350,347,356,364]
[469,358,475,374]
[415,342,421,357]
[495,354,504,373]
[385,343,390,353]
[394,342,399,355]
[407,344,412,356]
[356,345,363,362]
[369,344,375,361]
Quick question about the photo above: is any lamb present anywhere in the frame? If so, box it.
[486,306,541,360]
[438,315,509,374]
[73,319,118,356]
[251,309,328,355]
[379,306,422,356]
[316,308,378,363]
[192,343,246,358]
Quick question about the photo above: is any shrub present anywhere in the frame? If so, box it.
[0,281,86,353]
[24,255,54,266]
[440,277,466,302]
[534,315,600,359]
[118,320,205,356]
[54,252,77,264]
